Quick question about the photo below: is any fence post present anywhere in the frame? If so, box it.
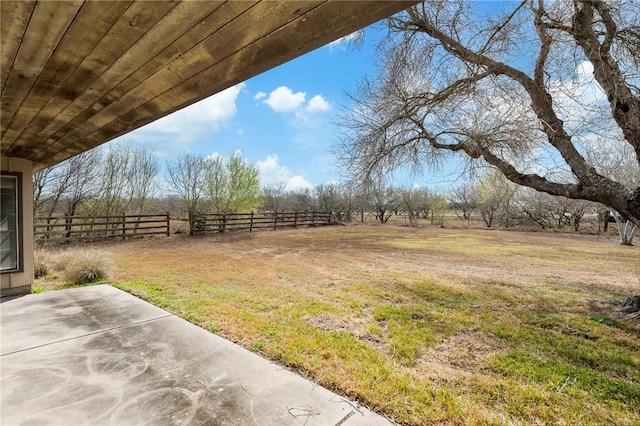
[250,211,254,232]
[65,216,72,244]
[134,214,141,235]
[312,211,315,225]
[122,213,126,240]
[166,211,171,236]
[274,210,278,230]
[222,214,226,234]
[294,211,298,227]
[328,211,332,224]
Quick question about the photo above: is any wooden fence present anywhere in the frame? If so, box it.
[34,213,170,243]
[191,211,331,235]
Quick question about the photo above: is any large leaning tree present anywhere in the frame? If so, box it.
[339,0,640,236]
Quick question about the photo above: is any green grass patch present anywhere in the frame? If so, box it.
[31,285,46,294]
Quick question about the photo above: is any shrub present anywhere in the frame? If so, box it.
[34,250,51,278]
[50,250,76,272]
[62,251,111,285]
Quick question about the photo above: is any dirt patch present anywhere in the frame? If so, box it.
[303,311,384,347]
[304,314,352,332]
[420,331,507,371]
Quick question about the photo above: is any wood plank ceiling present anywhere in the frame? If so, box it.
[1,0,417,170]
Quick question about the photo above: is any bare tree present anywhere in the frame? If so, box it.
[517,189,553,230]
[475,170,520,228]
[32,149,102,218]
[366,178,399,223]
[91,144,134,216]
[127,145,160,214]
[33,165,59,215]
[314,183,346,218]
[399,186,427,226]
[335,182,362,222]
[586,135,640,244]
[166,153,207,229]
[450,182,479,226]
[427,192,449,227]
[478,195,499,228]
[339,0,640,228]
[281,188,316,212]
[262,182,287,212]
[565,198,597,232]
[62,150,102,216]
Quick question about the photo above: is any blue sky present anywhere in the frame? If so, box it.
[113,23,449,192]
[110,3,611,195]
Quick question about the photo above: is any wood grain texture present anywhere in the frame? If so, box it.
[1,1,135,149]
[0,0,419,169]
[1,0,84,140]
[0,1,36,93]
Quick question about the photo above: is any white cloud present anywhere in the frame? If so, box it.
[285,175,314,192]
[326,30,361,51]
[260,86,331,116]
[256,86,333,151]
[290,96,332,149]
[257,155,291,183]
[576,61,594,77]
[146,83,244,134]
[264,86,307,112]
[204,152,223,163]
[257,154,314,191]
[549,60,608,133]
[126,83,245,158]
[306,95,331,112]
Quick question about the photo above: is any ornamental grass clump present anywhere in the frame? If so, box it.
[34,250,51,278]
[62,250,111,285]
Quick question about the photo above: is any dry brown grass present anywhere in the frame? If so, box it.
[96,225,635,289]
[35,225,640,425]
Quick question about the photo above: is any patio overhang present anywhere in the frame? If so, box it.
[1,0,417,171]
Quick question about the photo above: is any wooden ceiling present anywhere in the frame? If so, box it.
[1,0,417,170]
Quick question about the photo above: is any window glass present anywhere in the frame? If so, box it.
[1,175,19,272]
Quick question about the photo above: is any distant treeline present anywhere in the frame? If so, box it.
[34,145,615,236]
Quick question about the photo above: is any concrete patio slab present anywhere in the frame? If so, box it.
[1,285,394,426]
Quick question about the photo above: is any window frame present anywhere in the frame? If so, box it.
[0,172,23,274]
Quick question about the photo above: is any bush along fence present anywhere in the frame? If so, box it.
[34,213,170,244]
[190,211,332,235]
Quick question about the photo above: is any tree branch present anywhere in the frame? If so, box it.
[479,0,528,54]
[404,5,598,183]
[532,0,552,86]
[572,0,640,162]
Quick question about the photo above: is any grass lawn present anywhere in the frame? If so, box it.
[36,225,640,425]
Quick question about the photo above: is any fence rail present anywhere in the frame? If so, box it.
[34,213,170,243]
[34,211,332,243]
[191,211,331,235]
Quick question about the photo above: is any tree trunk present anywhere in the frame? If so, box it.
[621,296,640,321]
[602,210,609,233]
[613,212,638,246]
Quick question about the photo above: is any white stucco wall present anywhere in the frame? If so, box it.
[1,156,34,296]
